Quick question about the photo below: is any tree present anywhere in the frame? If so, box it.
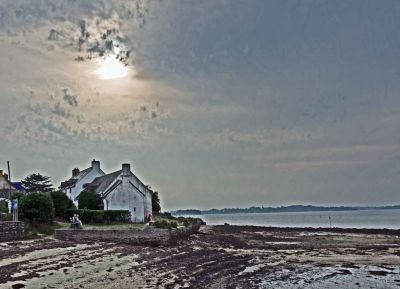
[78,190,102,210]
[50,191,76,218]
[21,173,54,193]
[20,192,54,224]
[152,191,161,214]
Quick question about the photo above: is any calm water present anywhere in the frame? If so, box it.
[184,209,400,229]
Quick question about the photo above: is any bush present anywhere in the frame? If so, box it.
[65,209,131,224]
[0,212,12,221]
[0,200,8,214]
[176,216,206,227]
[50,191,76,218]
[78,191,103,210]
[20,192,54,224]
[10,192,25,203]
[153,219,178,230]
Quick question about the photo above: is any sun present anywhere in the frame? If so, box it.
[95,54,129,80]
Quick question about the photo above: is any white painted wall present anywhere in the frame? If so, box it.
[103,164,152,223]
[63,161,105,206]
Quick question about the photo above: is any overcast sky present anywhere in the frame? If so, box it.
[1,0,400,210]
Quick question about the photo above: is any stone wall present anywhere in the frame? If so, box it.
[55,223,202,245]
[55,227,171,245]
[0,221,25,241]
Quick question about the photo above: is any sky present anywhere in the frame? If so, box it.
[1,0,400,210]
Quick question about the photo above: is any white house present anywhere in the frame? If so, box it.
[0,170,14,200]
[60,159,105,206]
[84,163,153,223]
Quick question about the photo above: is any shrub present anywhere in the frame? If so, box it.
[78,191,103,210]
[0,213,12,221]
[0,200,8,214]
[10,191,25,203]
[20,192,54,224]
[65,209,131,224]
[176,216,206,227]
[50,191,76,218]
[153,219,178,230]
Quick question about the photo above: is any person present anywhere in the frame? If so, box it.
[146,213,153,225]
[70,214,83,229]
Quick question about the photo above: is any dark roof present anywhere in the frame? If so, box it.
[60,167,92,189]
[85,170,122,195]
[11,182,24,191]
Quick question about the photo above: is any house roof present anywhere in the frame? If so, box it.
[60,167,92,189]
[11,182,24,191]
[84,170,122,195]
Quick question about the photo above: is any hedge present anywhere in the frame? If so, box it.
[65,209,131,224]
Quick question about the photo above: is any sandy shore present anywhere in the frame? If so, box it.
[0,225,399,289]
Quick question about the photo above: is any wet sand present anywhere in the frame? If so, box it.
[0,225,399,288]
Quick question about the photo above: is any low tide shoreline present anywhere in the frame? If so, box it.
[1,225,399,288]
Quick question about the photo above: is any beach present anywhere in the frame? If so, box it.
[1,225,400,289]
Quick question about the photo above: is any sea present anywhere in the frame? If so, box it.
[182,209,400,229]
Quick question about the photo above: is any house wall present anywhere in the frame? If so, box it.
[0,174,15,190]
[0,174,16,200]
[105,180,147,222]
[64,166,105,206]
[103,166,152,223]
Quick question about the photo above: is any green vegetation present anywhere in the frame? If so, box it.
[0,200,8,214]
[21,173,54,193]
[65,209,131,224]
[78,190,103,210]
[20,192,54,224]
[153,212,205,229]
[153,219,178,229]
[50,190,76,218]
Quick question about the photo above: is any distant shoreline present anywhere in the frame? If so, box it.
[171,205,400,216]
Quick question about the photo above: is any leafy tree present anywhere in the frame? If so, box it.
[10,191,25,202]
[20,192,54,224]
[152,191,161,214]
[50,191,76,218]
[21,173,54,193]
[78,190,102,210]
[0,200,8,214]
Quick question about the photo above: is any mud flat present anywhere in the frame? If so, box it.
[0,225,400,289]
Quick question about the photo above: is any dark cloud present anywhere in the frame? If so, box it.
[62,89,78,107]
[48,29,60,41]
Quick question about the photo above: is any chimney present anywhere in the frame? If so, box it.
[72,168,80,177]
[91,159,100,171]
[122,163,131,175]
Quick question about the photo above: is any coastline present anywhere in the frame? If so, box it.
[1,224,400,288]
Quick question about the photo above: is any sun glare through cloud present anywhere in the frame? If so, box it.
[95,54,129,80]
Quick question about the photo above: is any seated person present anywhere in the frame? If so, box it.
[70,214,83,229]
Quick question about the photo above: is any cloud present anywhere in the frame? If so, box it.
[62,88,78,107]
[1,0,400,209]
